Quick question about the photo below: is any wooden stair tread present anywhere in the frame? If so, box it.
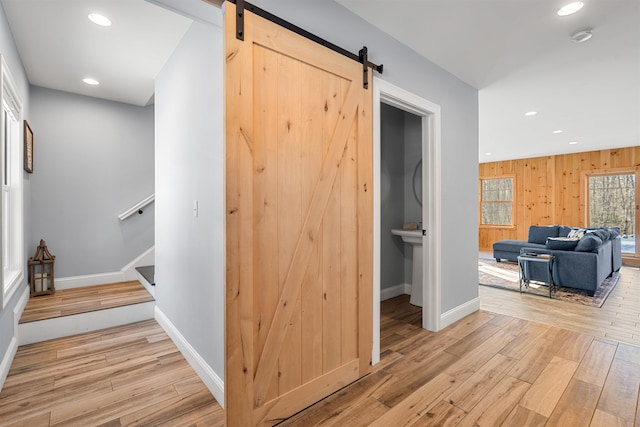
[20,281,154,324]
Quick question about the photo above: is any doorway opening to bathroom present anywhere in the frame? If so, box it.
[372,78,442,365]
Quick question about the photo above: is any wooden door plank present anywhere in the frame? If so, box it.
[357,73,373,375]
[253,84,361,406]
[277,53,304,395]
[225,2,256,425]
[254,359,359,425]
[252,43,280,402]
[299,64,326,385]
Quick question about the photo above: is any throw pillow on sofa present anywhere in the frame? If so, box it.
[567,228,586,239]
[575,234,603,252]
[528,226,559,245]
[546,237,580,251]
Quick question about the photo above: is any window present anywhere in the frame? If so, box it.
[588,171,638,256]
[1,55,24,308]
[480,177,514,226]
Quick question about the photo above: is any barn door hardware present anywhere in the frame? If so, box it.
[229,0,383,88]
[236,0,244,40]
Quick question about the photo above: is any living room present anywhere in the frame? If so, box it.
[478,146,640,347]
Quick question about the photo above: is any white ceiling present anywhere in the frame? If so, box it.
[1,0,638,161]
[0,0,193,106]
[338,0,640,162]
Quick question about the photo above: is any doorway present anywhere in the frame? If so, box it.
[372,78,442,365]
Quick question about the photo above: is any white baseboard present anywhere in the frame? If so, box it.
[0,337,17,392]
[1,286,30,391]
[154,307,224,408]
[56,247,155,290]
[440,297,480,329]
[19,301,155,345]
[380,283,412,301]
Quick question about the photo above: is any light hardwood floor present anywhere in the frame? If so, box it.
[281,294,640,426]
[20,281,154,324]
[2,268,639,426]
[480,264,640,347]
[0,320,224,426]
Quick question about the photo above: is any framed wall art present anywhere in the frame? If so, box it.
[24,119,33,173]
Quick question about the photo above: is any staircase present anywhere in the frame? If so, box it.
[18,280,155,345]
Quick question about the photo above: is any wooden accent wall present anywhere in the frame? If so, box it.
[479,146,640,250]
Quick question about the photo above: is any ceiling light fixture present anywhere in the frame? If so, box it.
[88,13,112,27]
[557,2,584,16]
[552,130,563,134]
[569,141,579,145]
[524,111,537,116]
[571,29,593,43]
[83,78,100,86]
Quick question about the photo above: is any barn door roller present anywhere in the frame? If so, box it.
[229,0,383,88]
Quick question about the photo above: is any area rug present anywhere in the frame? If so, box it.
[478,258,620,307]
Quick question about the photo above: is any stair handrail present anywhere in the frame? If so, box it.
[118,193,155,221]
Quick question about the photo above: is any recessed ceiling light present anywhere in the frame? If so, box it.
[484,152,493,156]
[569,141,579,145]
[88,13,111,27]
[571,29,593,43]
[524,111,537,116]
[552,130,563,134]
[83,78,100,86]
[557,2,584,16]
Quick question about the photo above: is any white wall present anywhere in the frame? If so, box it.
[29,87,155,278]
[249,0,479,313]
[154,15,224,385]
[0,1,30,387]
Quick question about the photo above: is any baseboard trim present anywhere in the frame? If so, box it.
[154,307,224,408]
[1,286,30,391]
[380,283,411,301]
[56,247,154,290]
[440,297,480,329]
[0,337,17,392]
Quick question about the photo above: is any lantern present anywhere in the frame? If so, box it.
[28,239,55,297]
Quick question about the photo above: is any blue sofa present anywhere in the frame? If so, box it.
[492,225,622,295]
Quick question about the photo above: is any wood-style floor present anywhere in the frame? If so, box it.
[0,320,224,426]
[283,295,640,426]
[480,264,640,347]
[3,269,640,426]
[20,281,154,324]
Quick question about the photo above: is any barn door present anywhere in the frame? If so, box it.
[225,2,373,425]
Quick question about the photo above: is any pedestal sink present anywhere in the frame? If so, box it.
[391,229,423,307]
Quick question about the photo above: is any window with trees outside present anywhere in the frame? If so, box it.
[588,171,638,256]
[480,177,514,226]
[1,56,24,308]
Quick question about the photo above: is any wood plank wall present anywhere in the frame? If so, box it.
[479,146,640,250]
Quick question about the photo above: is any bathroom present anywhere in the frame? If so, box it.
[380,102,424,309]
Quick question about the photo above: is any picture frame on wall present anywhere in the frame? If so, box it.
[24,119,33,173]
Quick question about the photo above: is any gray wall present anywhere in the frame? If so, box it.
[28,87,154,277]
[0,1,30,377]
[380,104,405,290]
[250,0,480,313]
[154,16,224,379]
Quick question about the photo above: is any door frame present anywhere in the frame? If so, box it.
[372,77,442,364]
